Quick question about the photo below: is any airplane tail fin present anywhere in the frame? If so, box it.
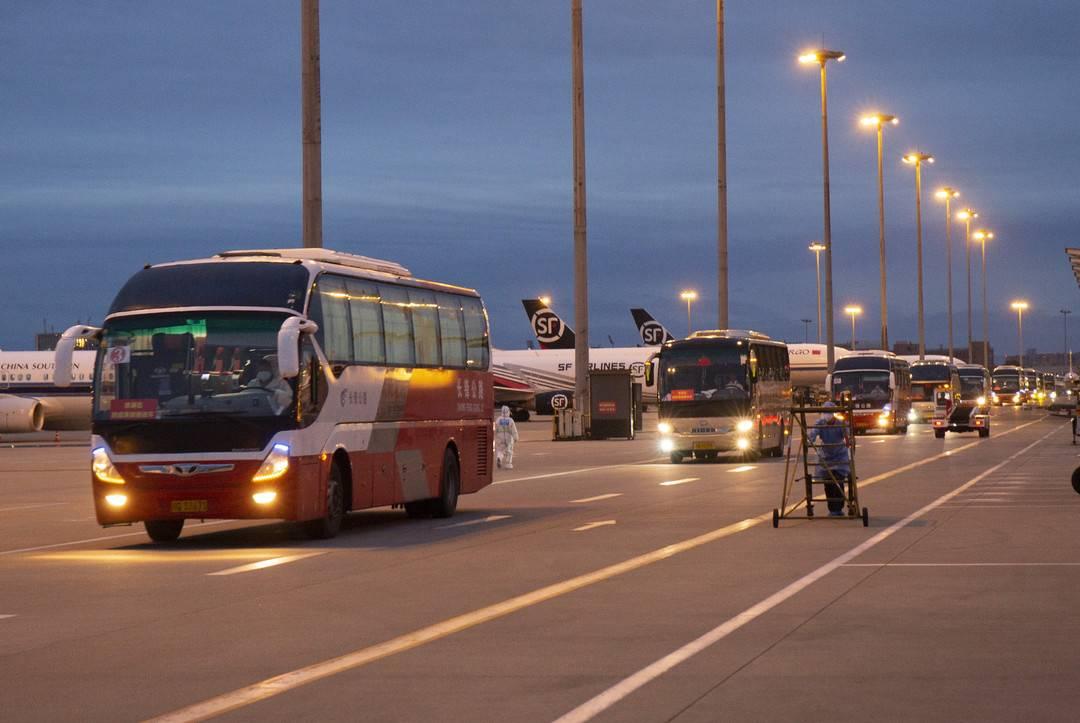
[630,308,675,345]
[522,299,576,349]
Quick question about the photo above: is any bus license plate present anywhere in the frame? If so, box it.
[693,441,715,450]
[171,500,208,513]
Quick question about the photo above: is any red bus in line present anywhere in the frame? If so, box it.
[56,248,493,542]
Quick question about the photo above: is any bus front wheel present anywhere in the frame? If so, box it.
[145,519,184,543]
[304,464,345,539]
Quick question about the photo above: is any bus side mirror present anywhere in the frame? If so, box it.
[277,317,319,379]
[889,372,896,388]
[825,373,832,394]
[54,324,101,387]
[644,361,654,387]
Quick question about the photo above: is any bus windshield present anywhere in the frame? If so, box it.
[993,374,1019,391]
[911,365,949,382]
[660,346,749,402]
[831,371,891,400]
[94,311,293,421]
[959,376,986,397]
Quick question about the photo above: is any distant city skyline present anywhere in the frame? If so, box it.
[3,1,1079,356]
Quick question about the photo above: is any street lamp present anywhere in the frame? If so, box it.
[935,187,960,360]
[808,241,826,343]
[539,295,552,307]
[680,290,698,335]
[801,318,813,342]
[1011,300,1028,369]
[844,305,862,350]
[1062,309,1072,369]
[956,208,978,359]
[902,152,934,359]
[973,230,994,367]
[860,112,898,350]
[800,48,845,371]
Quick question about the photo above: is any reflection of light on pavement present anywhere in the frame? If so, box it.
[33,549,303,564]
[729,465,756,473]
[660,477,699,487]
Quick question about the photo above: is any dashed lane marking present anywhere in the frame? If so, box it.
[494,458,664,485]
[434,515,512,530]
[573,520,617,532]
[659,477,699,487]
[207,553,327,577]
[0,520,238,557]
[571,493,622,503]
[0,502,69,513]
[0,614,15,620]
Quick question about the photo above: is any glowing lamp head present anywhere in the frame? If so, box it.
[1011,301,1029,311]
[860,113,897,127]
[808,242,827,253]
[538,296,551,307]
[798,49,844,65]
[935,187,959,201]
[680,290,698,302]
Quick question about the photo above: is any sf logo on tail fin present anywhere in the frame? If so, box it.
[630,308,675,346]
[522,299,576,349]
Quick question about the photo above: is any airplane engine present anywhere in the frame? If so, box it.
[0,396,45,433]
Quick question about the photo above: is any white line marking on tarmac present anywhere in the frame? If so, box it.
[571,493,622,503]
[0,614,15,620]
[144,417,1051,723]
[0,520,238,557]
[844,562,1080,567]
[659,477,699,487]
[574,520,616,532]
[207,553,326,576]
[728,465,756,473]
[495,458,663,485]
[552,423,1061,723]
[0,502,68,513]
[435,515,511,530]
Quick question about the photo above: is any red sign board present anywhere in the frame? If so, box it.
[670,389,695,402]
[110,399,158,420]
[597,400,616,415]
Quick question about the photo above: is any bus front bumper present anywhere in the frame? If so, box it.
[658,425,755,456]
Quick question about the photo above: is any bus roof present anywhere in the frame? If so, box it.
[686,329,773,341]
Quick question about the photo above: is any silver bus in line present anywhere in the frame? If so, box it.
[646,330,791,463]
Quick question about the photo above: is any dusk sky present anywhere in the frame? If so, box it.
[4,1,1079,358]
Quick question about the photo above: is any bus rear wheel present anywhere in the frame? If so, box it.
[145,519,184,543]
[429,448,460,519]
[303,464,345,539]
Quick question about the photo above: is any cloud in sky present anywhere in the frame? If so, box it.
[2,0,1079,357]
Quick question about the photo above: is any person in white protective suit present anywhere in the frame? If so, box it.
[493,406,519,469]
[246,355,294,415]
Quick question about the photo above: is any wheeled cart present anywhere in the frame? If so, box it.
[773,401,868,527]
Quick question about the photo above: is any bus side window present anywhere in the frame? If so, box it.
[462,297,489,369]
[311,275,353,366]
[408,288,442,367]
[347,279,385,364]
[436,293,466,368]
[379,284,415,366]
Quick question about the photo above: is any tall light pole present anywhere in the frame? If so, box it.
[716,0,729,329]
[301,0,323,248]
[570,0,590,426]
[973,230,994,368]
[681,290,698,335]
[800,48,845,371]
[860,113,898,350]
[935,188,960,360]
[1011,301,1028,368]
[809,241,826,344]
[902,152,934,359]
[1062,308,1072,367]
[844,305,862,350]
[957,208,978,360]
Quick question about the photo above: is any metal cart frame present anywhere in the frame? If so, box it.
[773,400,868,527]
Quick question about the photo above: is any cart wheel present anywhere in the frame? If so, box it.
[861,507,869,527]
[772,508,779,528]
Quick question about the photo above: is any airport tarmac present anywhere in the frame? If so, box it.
[1,408,1078,721]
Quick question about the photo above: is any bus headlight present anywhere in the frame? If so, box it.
[736,438,750,450]
[657,421,673,434]
[252,490,278,505]
[977,396,987,406]
[92,447,125,484]
[736,419,754,433]
[907,410,918,422]
[253,443,291,482]
[877,415,889,427]
[660,438,675,453]
[1051,392,1058,400]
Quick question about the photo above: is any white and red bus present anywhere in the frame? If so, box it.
[826,351,911,434]
[56,248,493,542]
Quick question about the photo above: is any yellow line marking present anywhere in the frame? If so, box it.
[207,553,326,576]
[145,417,1050,723]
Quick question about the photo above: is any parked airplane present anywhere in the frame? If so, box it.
[0,350,96,432]
[630,308,675,345]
